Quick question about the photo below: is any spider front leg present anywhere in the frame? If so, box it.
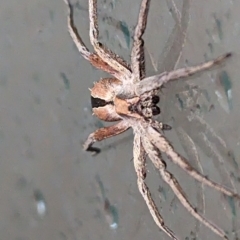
[64,0,120,76]
[133,133,179,240]
[135,53,231,95]
[142,136,228,239]
[146,125,240,200]
[131,0,151,81]
[83,121,129,154]
[88,0,132,81]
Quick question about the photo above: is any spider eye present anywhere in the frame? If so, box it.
[152,95,160,104]
[152,106,160,116]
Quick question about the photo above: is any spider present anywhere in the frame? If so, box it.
[63,0,240,239]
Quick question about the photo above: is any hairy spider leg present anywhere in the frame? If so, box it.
[142,135,228,239]
[146,123,240,200]
[135,53,231,95]
[131,0,151,81]
[65,0,127,78]
[133,133,179,240]
[83,121,130,154]
[88,0,132,81]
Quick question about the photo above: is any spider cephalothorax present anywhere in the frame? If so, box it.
[64,0,239,239]
[91,79,161,120]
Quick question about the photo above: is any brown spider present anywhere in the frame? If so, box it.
[63,0,240,239]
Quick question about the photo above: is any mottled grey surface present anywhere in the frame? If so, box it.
[1,0,240,239]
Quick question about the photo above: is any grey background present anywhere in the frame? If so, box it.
[1,0,240,239]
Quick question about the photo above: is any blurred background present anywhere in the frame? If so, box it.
[0,0,240,239]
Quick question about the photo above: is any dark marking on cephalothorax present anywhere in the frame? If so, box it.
[91,96,113,108]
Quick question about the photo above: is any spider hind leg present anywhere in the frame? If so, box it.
[142,135,229,239]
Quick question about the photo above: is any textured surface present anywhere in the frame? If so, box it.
[1,0,240,239]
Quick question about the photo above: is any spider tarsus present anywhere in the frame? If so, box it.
[225,52,232,58]
[83,134,100,155]
[85,146,101,155]
[216,52,232,64]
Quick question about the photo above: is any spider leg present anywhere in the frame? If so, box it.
[64,0,90,60]
[83,120,129,154]
[146,125,240,200]
[142,136,228,239]
[88,0,132,81]
[64,0,121,76]
[133,133,179,240]
[131,0,151,81]
[135,53,231,95]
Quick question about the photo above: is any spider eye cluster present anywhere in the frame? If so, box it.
[129,94,161,118]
